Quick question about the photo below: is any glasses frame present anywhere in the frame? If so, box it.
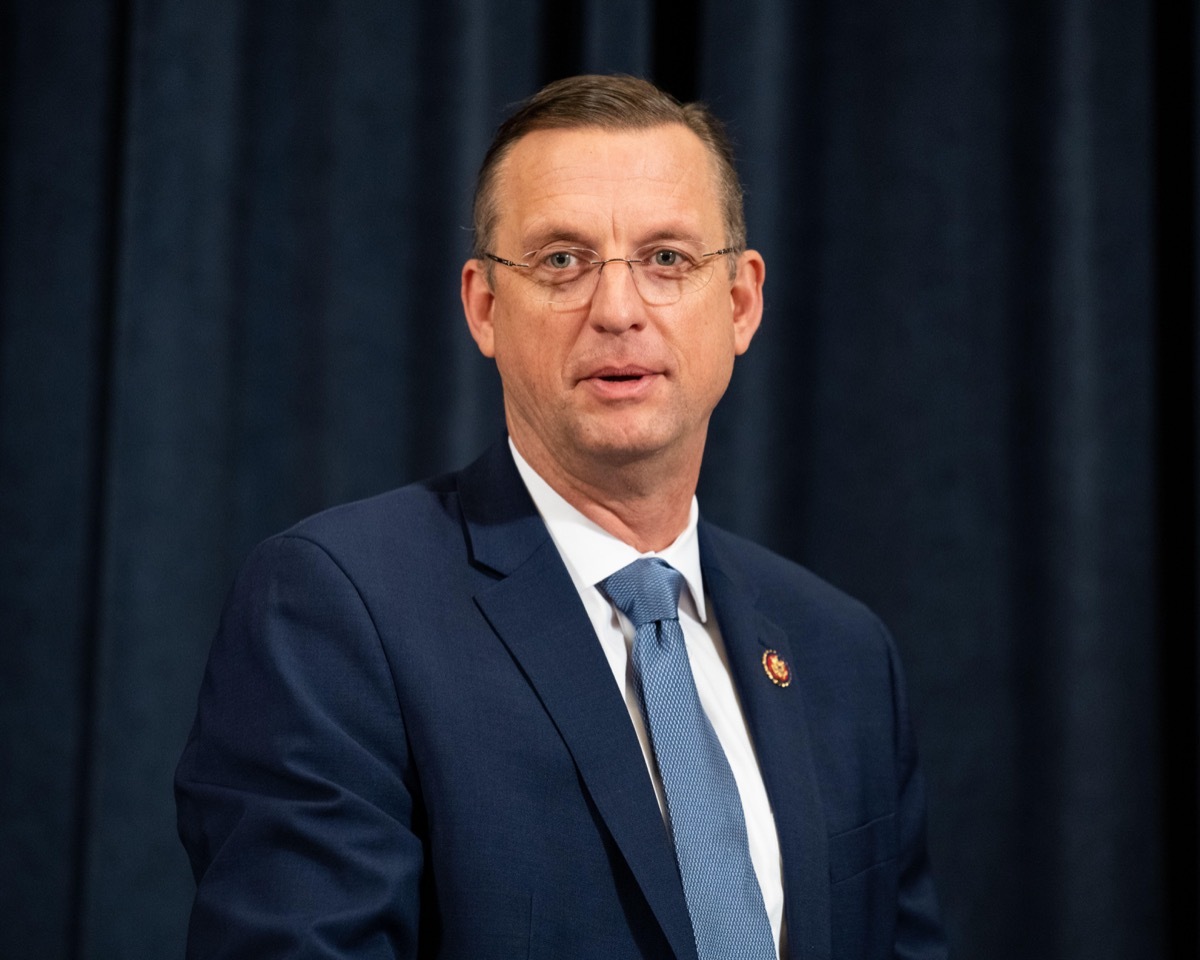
[483,244,739,307]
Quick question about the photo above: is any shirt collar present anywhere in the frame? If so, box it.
[508,439,708,622]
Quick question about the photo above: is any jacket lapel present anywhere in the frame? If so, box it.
[459,442,698,960]
[700,523,833,960]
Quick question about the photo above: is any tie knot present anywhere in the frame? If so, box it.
[601,558,684,629]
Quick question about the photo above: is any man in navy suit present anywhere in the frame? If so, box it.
[176,75,948,959]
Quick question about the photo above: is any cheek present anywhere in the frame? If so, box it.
[687,341,737,410]
[680,318,737,381]
[493,318,565,393]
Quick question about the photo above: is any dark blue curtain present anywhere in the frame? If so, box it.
[2,1,1195,958]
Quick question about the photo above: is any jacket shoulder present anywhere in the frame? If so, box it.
[239,471,467,589]
[286,471,457,542]
[700,525,883,628]
[700,522,893,651]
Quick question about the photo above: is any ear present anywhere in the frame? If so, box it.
[461,258,497,358]
[729,249,765,355]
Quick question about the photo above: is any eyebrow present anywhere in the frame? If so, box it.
[633,228,707,249]
[520,224,708,254]
[520,226,595,254]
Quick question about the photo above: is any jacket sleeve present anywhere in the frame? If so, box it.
[175,534,423,958]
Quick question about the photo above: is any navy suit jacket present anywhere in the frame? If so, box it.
[176,439,947,959]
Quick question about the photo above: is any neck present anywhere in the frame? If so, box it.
[511,435,702,554]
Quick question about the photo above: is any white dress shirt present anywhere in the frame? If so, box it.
[509,441,785,956]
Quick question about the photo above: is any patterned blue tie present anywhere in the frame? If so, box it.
[602,558,776,960]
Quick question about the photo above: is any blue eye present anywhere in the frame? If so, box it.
[529,247,594,287]
[654,249,681,267]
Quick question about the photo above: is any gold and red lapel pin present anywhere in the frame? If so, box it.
[762,650,791,687]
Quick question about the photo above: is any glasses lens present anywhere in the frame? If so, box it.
[628,245,720,305]
[524,248,596,305]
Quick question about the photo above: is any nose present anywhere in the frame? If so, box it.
[587,258,644,332]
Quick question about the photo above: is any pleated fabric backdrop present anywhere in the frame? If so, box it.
[1,1,1195,958]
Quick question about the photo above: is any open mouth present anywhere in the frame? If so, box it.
[581,367,661,395]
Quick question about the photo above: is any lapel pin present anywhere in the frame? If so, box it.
[762,649,791,687]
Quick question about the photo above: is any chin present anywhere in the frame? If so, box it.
[573,421,681,465]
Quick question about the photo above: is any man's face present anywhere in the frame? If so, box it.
[462,124,764,484]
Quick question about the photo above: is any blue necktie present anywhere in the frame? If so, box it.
[602,558,776,960]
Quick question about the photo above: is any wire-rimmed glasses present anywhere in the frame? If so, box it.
[484,241,737,307]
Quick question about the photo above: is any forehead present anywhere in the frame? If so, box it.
[492,124,724,247]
